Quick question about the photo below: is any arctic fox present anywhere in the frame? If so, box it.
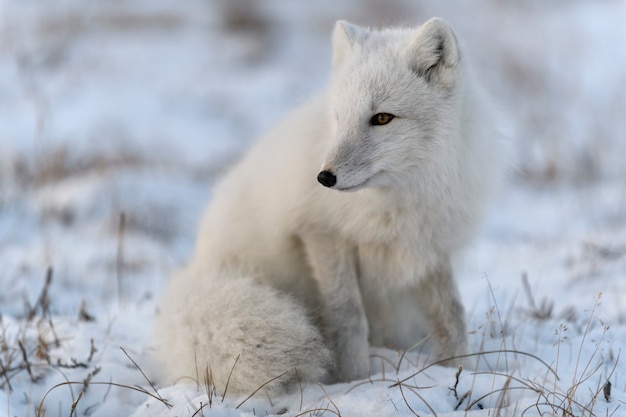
[156,18,500,396]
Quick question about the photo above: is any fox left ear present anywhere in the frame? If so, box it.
[407,18,460,88]
[333,20,367,68]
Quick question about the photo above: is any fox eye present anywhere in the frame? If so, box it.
[370,113,395,126]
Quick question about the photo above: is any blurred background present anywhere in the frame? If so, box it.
[0,0,625,311]
[0,2,625,415]
[1,0,625,187]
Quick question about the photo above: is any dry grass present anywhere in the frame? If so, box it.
[2,221,620,416]
[32,342,173,416]
[2,3,624,416]
[3,152,621,416]
[0,266,172,416]
[12,144,149,190]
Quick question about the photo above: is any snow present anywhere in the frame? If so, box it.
[1,0,625,416]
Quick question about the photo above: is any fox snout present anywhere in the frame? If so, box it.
[319,138,379,191]
[317,170,337,188]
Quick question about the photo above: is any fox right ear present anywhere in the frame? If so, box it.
[333,20,366,68]
[408,18,460,89]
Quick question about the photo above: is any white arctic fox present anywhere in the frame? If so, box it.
[156,18,500,396]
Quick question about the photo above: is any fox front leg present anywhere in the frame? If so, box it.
[303,235,369,382]
[414,259,469,366]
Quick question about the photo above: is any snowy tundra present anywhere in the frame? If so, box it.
[156,18,500,397]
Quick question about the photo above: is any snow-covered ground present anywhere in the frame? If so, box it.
[1,1,625,416]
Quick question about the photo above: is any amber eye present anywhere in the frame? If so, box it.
[370,113,395,126]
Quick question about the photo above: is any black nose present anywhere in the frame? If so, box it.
[317,170,337,188]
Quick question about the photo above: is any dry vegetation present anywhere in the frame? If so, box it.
[1,1,624,416]
[2,260,620,416]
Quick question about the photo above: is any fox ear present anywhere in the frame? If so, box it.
[333,20,366,68]
[407,18,460,88]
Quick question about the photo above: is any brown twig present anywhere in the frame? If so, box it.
[449,366,463,400]
[27,267,53,321]
[190,401,208,417]
[69,391,83,417]
[0,358,13,392]
[87,338,97,363]
[18,340,36,382]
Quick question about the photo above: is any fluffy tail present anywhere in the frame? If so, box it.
[155,270,331,397]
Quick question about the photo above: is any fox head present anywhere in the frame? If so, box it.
[318,18,465,192]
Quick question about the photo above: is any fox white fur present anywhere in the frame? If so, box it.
[156,18,500,396]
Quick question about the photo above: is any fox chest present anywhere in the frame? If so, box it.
[356,240,439,290]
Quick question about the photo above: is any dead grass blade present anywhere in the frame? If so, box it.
[36,381,171,417]
[120,347,170,408]
[190,401,208,417]
[235,370,288,410]
[27,267,53,321]
[68,391,83,417]
[221,353,240,402]
[396,379,438,416]
[17,340,36,382]
[317,383,341,416]
[390,349,559,388]
[0,358,13,392]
